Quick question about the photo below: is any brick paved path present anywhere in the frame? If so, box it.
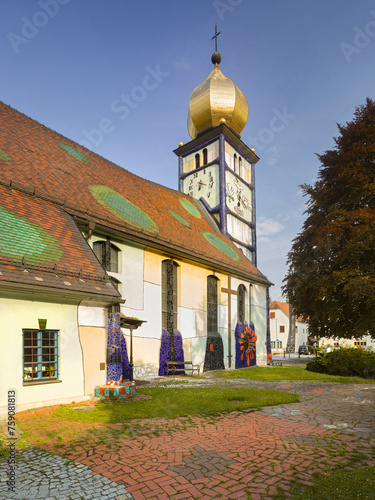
[4,376,375,499]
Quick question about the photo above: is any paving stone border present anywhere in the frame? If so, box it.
[0,449,133,500]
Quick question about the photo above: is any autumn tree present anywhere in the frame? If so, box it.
[283,98,375,340]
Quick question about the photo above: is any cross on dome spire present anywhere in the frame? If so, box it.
[211,23,221,52]
[211,23,222,65]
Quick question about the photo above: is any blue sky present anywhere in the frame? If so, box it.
[1,0,375,300]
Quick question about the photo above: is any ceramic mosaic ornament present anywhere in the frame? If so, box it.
[203,332,225,372]
[236,321,257,367]
[106,312,123,382]
[158,330,185,376]
[89,185,158,233]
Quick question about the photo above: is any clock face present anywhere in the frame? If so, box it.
[226,170,252,220]
[183,164,219,207]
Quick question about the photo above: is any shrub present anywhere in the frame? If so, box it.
[306,348,375,379]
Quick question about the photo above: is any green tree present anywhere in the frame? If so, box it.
[283,98,375,340]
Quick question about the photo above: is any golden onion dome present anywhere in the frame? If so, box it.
[187,53,249,139]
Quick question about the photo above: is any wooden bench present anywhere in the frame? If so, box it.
[167,361,200,376]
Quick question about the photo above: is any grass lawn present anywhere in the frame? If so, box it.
[214,365,375,384]
[290,466,375,500]
[53,386,299,423]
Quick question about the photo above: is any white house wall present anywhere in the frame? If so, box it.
[0,297,87,417]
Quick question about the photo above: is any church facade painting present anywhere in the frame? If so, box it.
[0,43,273,416]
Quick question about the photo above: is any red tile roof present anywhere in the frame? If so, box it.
[270,301,289,316]
[0,101,271,285]
[0,184,120,299]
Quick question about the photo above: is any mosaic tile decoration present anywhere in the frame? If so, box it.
[0,148,10,161]
[94,381,135,400]
[168,210,190,227]
[90,185,158,233]
[158,329,185,376]
[0,206,63,263]
[235,321,256,368]
[203,331,225,372]
[179,198,201,218]
[59,142,88,162]
[107,312,122,383]
[200,231,241,262]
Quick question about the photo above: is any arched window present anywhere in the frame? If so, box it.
[203,148,208,165]
[239,156,242,176]
[237,284,246,327]
[162,260,178,328]
[195,153,200,169]
[207,275,219,333]
[162,259,178,360]
[233,153,237,174]
[93,240,120,273]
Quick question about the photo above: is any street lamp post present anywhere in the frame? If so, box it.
[120,315,147,383]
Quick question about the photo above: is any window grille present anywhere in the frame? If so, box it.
[207,275,218,333]
[93,240,119,273]
[237,284,246,327]
[23,329,58,383]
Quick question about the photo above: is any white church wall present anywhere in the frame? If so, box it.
[120,243,144,310]
[78,306,106,327]
[122,281,161,339]
[144,250,162,285]
[0,297,87,417]
[178,307,196,339]
[195,309,207,337]
[251,284,268,365]
[190,336,208,366]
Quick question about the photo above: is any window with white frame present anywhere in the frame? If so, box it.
[271,341,276,349]
[23,329,58,383]
[277,341,283,348]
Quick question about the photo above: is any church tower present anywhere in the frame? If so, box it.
[174,36,259,265]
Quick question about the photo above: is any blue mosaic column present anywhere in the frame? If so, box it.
[107,312,122,382]
[159,330,185,376]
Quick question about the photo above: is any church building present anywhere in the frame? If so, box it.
[0,47,272,416]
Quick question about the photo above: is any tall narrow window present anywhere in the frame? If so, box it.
[237,284,246,327]
[239,157,243,177]
[207,275,219,333]
[195,153,200,169]
[203,148,208,165]
[162,260,178,359]
[233,153,237,174]
[23,329,58,383]
[93,240,120,273]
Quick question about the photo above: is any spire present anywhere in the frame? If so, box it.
[211,23,222,65]
[187,25,248,140]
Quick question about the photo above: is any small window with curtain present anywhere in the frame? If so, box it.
[23,329,58,383]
